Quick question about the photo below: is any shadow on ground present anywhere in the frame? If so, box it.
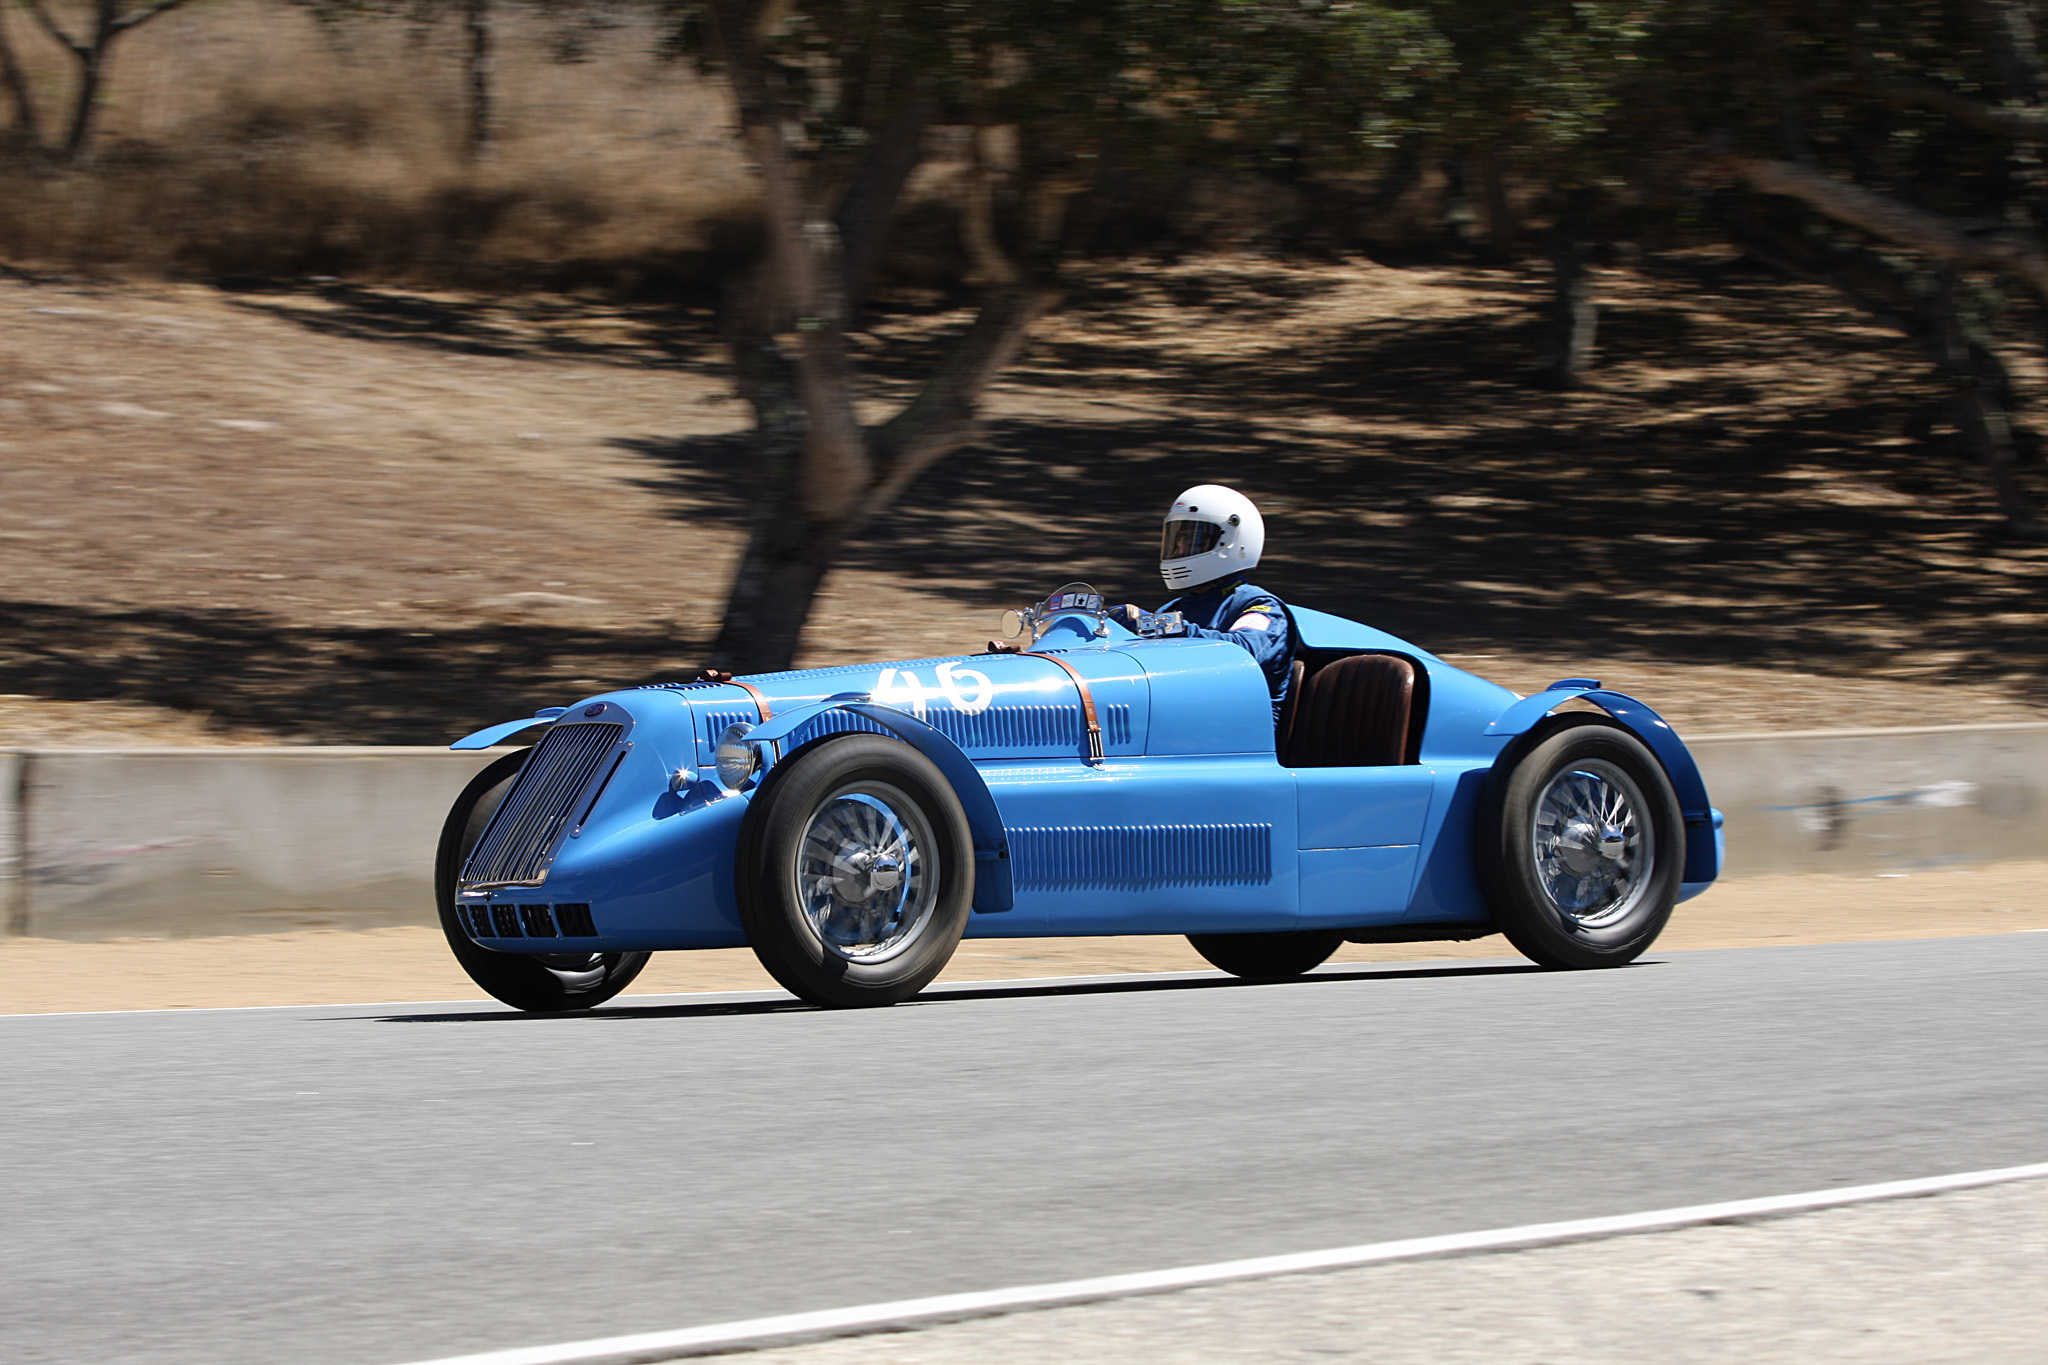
[362,960,1547,1023]
[227,280,725,372]
[0,601,712,744]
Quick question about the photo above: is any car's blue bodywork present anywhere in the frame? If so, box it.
[448,604,1723,953]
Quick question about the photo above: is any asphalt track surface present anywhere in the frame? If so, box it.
[6,935,2046,1365]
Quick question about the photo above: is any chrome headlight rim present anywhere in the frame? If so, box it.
[713,721,761,791]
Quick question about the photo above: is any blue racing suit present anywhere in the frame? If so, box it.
[1159,578,1295,720]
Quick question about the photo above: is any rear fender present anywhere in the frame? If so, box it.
[1486,685,1720,884]
[751,697,1014,914]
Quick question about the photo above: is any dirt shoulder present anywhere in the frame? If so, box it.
[3,861,2040,1014]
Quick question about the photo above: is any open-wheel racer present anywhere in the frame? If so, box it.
[435,578,1723,1011]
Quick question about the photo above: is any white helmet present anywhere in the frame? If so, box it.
[1159,484,1264,591]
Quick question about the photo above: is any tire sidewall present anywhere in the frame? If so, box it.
[1479,717,1683,969]
[1187,930,1344,981]
[435,747,650,1012]
[738,733,974,1007]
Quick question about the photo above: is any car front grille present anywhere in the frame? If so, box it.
[460,720,625,888]
[461,902,601,939]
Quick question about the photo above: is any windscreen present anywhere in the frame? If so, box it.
[1160,517,1223,560]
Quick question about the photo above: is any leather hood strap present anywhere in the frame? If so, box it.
[1022,651,1104,763]
[728,678,772,721]
[694,669,774,722]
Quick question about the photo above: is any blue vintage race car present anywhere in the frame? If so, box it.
[437,585,1723,1011]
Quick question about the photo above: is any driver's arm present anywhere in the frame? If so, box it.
[1179,599,1290,675]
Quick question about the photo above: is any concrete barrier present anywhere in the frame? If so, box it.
[0,723,2041,940]
[1,751,24,936]
[1696,722,2047,878]
[8,748,498,940]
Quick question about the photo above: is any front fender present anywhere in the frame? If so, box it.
[1487,685,1720,885]
[449,707,567,750]
[755,699,1015,915]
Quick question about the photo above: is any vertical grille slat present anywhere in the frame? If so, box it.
[461,721,625,888]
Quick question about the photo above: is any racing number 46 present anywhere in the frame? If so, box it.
[874,663,994,717]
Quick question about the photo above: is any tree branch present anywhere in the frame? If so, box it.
[0,5,45,150]
[109,0,192,34]
[1865,76,2048,142]
[17,0,86,58]
[860,279,1059,519]
[1734,157,2048,302]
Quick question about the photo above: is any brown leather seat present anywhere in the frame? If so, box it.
[1278,653,1417,767]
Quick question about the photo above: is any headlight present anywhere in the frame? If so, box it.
[714,722,759,790]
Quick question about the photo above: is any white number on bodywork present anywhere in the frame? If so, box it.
[936,662,994,714]
[875,663,995,718]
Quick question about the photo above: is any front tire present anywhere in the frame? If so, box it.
[1477,717,1683,969]
[737,734,973,1008]
[435,748,651,1012]
[1187,930,1344,981]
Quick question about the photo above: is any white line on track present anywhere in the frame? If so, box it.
[386,1160,2048,1365]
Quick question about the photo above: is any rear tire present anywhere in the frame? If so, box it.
[737,734,973,1008]
[1477,717,1683,969]
[1187,930,1344,981]
[435,748,650,1012]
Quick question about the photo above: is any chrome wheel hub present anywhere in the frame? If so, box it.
[1531,760,1653,928]
[795,782,938,963]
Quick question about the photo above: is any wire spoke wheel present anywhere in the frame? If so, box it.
[1531,760,1653,929]
[793,782,939,964]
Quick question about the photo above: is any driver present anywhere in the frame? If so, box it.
[1114,485,1295,719]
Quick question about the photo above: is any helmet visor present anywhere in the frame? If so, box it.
[1160,518,1223,561]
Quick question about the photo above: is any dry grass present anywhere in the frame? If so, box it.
[0,1,753,287]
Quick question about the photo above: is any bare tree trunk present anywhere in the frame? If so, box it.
[461,0,493,162]
[835,91,930,303]
[1366,135,1423,216]
[1538,185,1600,386]
[63,43,106,162]
[710,246,833,670]
[1541,240,1596,387]
[712,489,854,671]
[1969,0,2048,103]
[960,124,1017,286]
[0,9,43,155]
[1441,156,1474,244]
[1475,141,1515,258]
[1925,270,2045,536]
